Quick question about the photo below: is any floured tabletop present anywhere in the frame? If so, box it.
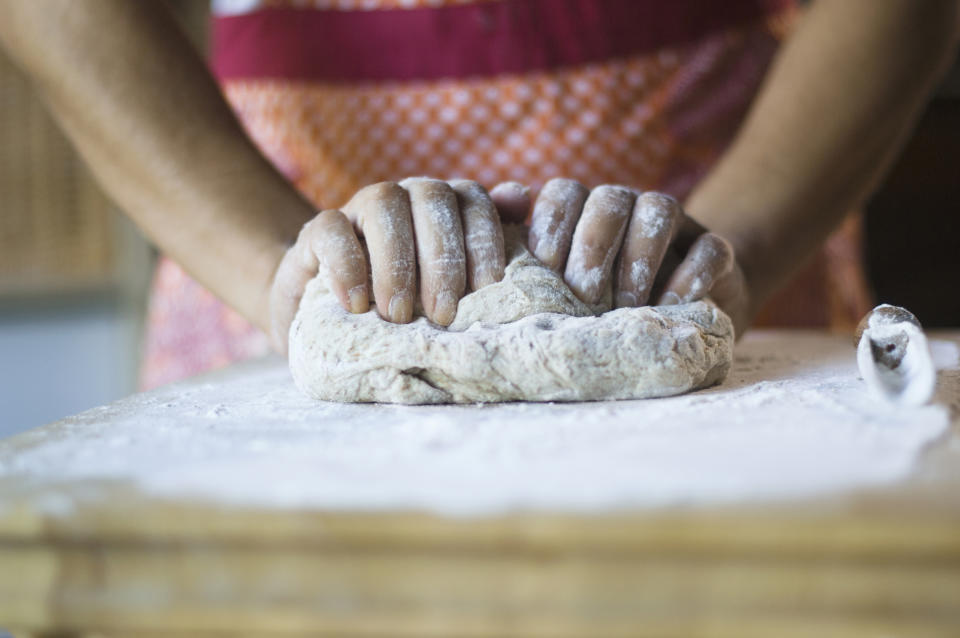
[2,330,960,637]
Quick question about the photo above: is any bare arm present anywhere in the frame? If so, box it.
[685,0,960,325]
[0,0,315,331]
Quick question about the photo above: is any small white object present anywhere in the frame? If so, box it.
[856,304,936,406]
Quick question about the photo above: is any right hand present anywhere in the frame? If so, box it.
[268,178,530,353]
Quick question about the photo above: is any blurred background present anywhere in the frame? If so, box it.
[0,3,958,439]
[0,2,206,437]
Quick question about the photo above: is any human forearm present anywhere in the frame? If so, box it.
[685,0,959,317]
[0,0,314,330]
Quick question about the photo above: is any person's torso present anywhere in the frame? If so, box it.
[209,0,796,206]
[145,0,869,392]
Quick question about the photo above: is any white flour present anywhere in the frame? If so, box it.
[1,333,956,516]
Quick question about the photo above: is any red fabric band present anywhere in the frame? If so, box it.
[212,0,792,83]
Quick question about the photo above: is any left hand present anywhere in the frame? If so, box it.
[514,178,751,335]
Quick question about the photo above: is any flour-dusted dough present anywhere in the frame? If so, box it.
[289,226,734,404]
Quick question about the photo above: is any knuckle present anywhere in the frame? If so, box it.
[365,180,403,197]
[388,248,417,280]
[590,183,631,196]
[536,178,587,208]
[315,208,346,229]
[638,190,679,207]
[361,182,408,216]
[636,191,680,218]
[400,176,446,191]
[297,220,319,243]
[586,184,635,213]
[406,179,458,211]
[347,182,408,228]
[698,233,733,259]
[369,198,412,228]
[449,178,483,192]
[546,176,583,190]
[535,179,587,214]
[634,192,680,238]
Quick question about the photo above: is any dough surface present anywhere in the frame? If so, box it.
[289,226,734,404]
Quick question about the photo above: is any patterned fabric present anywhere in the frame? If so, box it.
[141,0,871,389]
[219,39,786,212]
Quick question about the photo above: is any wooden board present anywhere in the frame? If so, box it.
[2,331,959,637]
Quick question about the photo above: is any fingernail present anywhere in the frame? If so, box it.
[432,290,458,326]
[687,274,711,300]
[565,264,602,305]
[567,280,594,305]
[388,291,412,323]
[348,285,368,314]
[659,291,681,306]
[533,242,558,270]
[616,291,637,307]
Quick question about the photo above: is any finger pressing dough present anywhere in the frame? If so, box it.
[289,226,734,404]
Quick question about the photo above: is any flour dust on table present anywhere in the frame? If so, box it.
[289,225,735,404]
[4,333,954,515]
